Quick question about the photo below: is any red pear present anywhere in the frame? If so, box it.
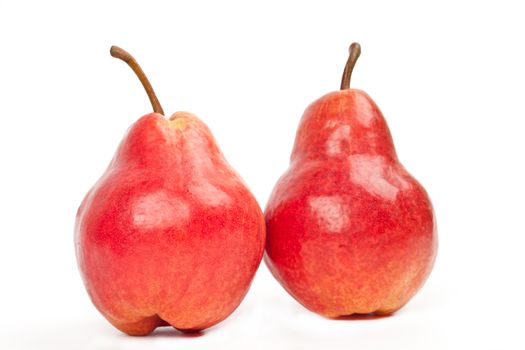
[75,46,265,335]
[265,43,437,317]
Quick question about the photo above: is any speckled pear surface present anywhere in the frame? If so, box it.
[75,112,265,335]
[265,83,437,317]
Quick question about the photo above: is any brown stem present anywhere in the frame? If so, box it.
[110,46,164,115]
[340,42,361,90]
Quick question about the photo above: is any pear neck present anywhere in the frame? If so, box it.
[291,90,397,163]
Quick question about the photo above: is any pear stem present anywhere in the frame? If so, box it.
[110,45,165,115]
[340,42,361,90]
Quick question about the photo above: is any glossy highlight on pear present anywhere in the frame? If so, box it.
[264,43,437,318]
[75,46,265,335]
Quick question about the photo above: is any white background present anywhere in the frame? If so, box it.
[1,1,524,349]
